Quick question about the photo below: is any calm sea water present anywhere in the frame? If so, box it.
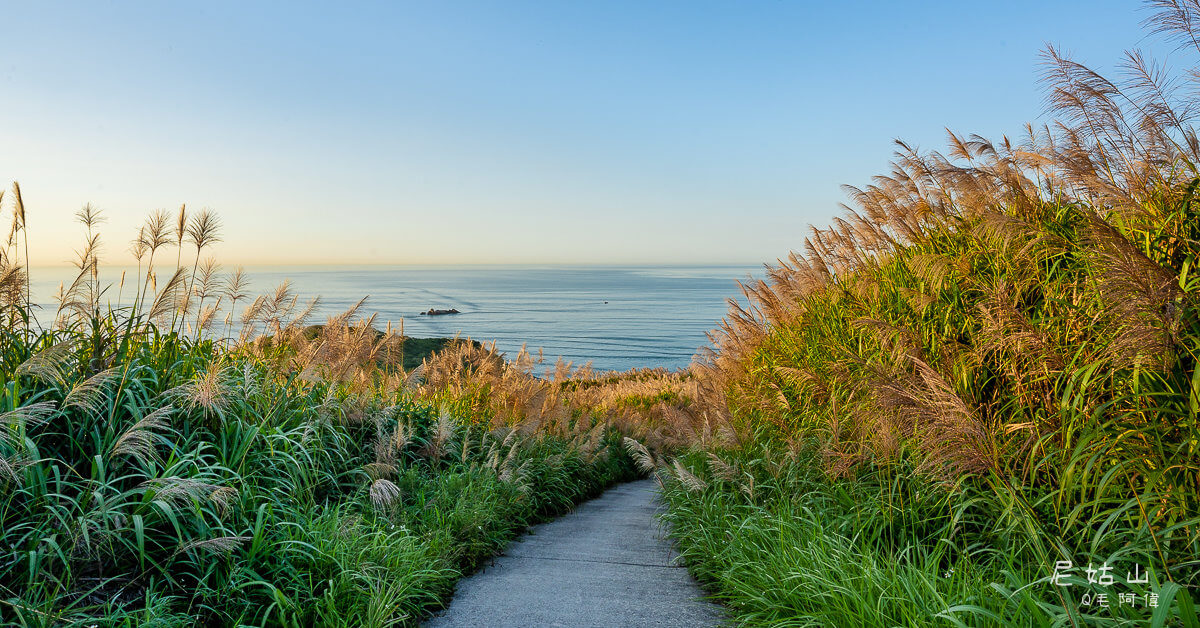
[29,265,760,372]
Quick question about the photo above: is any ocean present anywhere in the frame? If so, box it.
[29,264,761,372]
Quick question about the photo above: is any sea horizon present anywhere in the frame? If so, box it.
[27,262,762,372]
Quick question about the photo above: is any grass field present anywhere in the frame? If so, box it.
[7,2,1200,627]
[646,2,1200,625]
[0,202,641,626]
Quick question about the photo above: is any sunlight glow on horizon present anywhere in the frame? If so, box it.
[0,1,1154,266]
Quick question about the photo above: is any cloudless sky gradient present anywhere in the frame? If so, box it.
[0,1,1166,265]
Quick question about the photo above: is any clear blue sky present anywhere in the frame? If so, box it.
[0,1,1162,265]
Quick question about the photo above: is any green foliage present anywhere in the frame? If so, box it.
[656,13,1200,617]
[661,444,1199,626]
[658,183,1200,624]
[611,389,688,413]
[0,310,637,626]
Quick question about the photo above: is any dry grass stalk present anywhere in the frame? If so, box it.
[0,452,29,484]
[63,368,121,415]
[168,365,233,417]
[143,476,222,508]
[369,478,402,509]
[623,438,656,473]
[364,462,396,480]
[706,452,739,482]
[672,458,707,492]
[174,535,250,557]
[1082,212,1183,369]
[111,406,173,467]
[17,340,78,385]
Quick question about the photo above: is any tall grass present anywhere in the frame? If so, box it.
[0,193,639,626]
[12,3,1200,625]
[641,2,1200,625]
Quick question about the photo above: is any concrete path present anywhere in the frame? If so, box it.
[426,479,724,627]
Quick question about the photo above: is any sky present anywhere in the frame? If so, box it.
[0,0,1170,266]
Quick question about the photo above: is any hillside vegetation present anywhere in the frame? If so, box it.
[0,202,643,626]
[648,2,1200,625]
[7,2,1200,627]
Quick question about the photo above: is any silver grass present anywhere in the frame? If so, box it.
[174,535,250,557]
[16,340,77,384]
[110,406,172,466]
[369,478,402,509]
[622,437,657,473]
[63,367,121,414]
[672,459,708,492]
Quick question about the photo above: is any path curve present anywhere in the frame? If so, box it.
[426,479,724,627]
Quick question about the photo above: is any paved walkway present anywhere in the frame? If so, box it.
[426,479,724,627]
